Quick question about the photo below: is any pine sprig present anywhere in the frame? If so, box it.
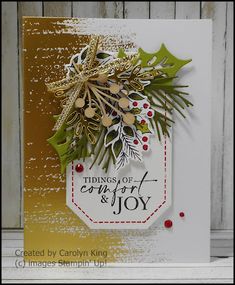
[121,134,141,161]
[144,76,193,141]
[116,151,129,170]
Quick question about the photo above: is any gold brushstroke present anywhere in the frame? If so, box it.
[23,17,129,262]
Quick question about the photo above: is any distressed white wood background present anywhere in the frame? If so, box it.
[2,2,234,235]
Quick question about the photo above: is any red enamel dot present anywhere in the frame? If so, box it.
[147,111,153,117]
[142,136,148,142]
[179,212,185,218]
[164,220,173,228]
[143,144,148,151]
[141,119,146,125]
[133,101,138,107]
[143,103,149,109]
[133,139,139,145]
[75,163,84,173]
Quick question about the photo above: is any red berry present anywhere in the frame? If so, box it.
[143,103,149,109]
[143,144,148,151]
[147,111,153,117]
[75,163,84,173]
[133,101,138,107]
[142,136,148,142]
[112,111,117,116]
[134,139,138,145]
[179,212,185,218]
[164,220,173,228]
[141,119,146,125]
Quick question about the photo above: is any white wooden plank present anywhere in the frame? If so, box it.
[2,248,22,257]
[2,2,21,228]
[211,229,233,240]
[175,2,200,19]
[18,1,43,229]
[2,239,23,247]
[73,2,103,18]
[18,1,42,16]
[150,2,175,19]
[124,2,149,19]
[201,2,227,230]
[211,248,234,257]
[2,230,23,240]
[73,2,123,18]
[2,266,233,280]
[211,229,234,256]
[212,239,233,248]
[222,1,234,230]
[1,279,233,284]
[43,1,72,17]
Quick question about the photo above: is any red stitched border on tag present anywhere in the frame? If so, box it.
[71,135,167,224]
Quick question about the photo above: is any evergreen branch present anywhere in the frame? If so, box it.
[98,147,108,166]
[145,75,193,141]
[149,89,186,118]
[89,128,106,169]
[116,152,129,170]
[103,148,113,173]
[121,134,141,161]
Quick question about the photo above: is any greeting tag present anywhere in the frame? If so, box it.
[66,136,171,229]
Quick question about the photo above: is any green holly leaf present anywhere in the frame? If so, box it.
[117,48,127,58]
[113,139,123,158]
[81,47,88,61]
[105,129,118,146]
[136,44,191,77]
[47,120,73,174]
[97,52,111,59]
[112,116,121,126]
[123,126,134,137]
[135,122,151,134]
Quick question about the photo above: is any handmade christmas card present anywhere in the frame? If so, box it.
[23,18,211,263]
